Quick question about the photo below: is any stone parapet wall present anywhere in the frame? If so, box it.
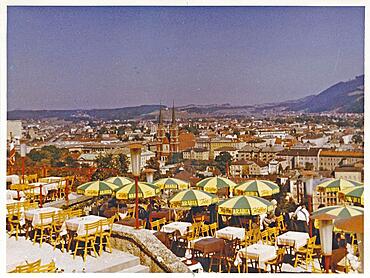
[110,224,190,273]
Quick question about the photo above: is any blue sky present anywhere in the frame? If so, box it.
[7,6,364,110]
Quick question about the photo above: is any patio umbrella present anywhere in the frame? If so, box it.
[105,176,133,187]
[77,180,119,196]
[154,177,189,190]
[310,205,364,221]
[335,215,364,273]
[316,178,363,193]
[115,182,160,200]
[218,195,274,216]
[169,189,218,208]
[338,186,364,205]
[196,176,236,194]
[234,180,280,197]
[334,214,363,233]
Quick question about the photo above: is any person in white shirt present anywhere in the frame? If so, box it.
[293,202,309,232]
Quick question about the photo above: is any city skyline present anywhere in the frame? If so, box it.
[7,6,364,111]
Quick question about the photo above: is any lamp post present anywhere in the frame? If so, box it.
[319,219,334,273]
[305,178,314,237]
[130,144,143,229]
[20,143,27,184]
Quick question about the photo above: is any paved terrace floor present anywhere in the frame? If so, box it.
[6,235,147,273]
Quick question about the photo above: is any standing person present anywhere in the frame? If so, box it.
[293,202,309,233]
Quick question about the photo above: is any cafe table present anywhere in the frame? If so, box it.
[235,243,277,271]
[28,182,59,196]
[193,237,225,256]
[24,207,61,227]
[276,231,309,252]
[160,221,192,236]
[216,226,245,241]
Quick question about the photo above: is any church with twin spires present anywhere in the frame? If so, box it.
[156,103,179,163]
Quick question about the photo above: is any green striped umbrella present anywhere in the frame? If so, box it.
[234,180,280,197]
[154,178,189,190]
[311,205,364,221]
[218,195,273,216]
[115,182,160,200]
[339,186,364,205]
[77,180,119,196]
[196,176,236,194]
[169,189,219,208]
[317,178,363,193]
[105,176,133,187]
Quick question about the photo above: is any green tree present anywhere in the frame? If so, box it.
[214,152,232,175]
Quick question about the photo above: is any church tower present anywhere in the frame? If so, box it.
[156,105,166,159]
[169,101,179,154]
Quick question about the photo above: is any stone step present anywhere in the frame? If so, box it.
[118,264,150,273]
[93,253,140,273]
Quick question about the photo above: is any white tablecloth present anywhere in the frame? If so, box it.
[24,207,61,227]
[216,226,245,241]
[235,243,277,266]
[276,231,309,250]
[160,221,192,236]
[6,190,26,200]
[27,182,59,196]
[6,175,20,185]
[39,177,66,184]
[61,215,107,236]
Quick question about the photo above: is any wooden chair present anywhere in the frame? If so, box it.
[7,204,22,240]
[68,209,83,219]
[73,221,100,262]
[27,174,38,184]
[33,211,55,247]
[267,227,278,245]
[151,219,161,231]
[98,216,115,255]
[209,222,218,237]
[158,217,167,227]
[126,207,135,218]
[225,238,241,273]
[58,177,67,199]
[261,230,269,244]
[264,248,285,273]
[201,223,210,237]
[37,261,57,273]
[51,212,68,252]
[24,201,39,211]
[23,186,37,202]
[276,215,286,234]
[193,215,205,223]
[294,236,316,269]
[9,259,42,273]
[193,221,204,238]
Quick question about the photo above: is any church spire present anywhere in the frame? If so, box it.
[171,100,176,125]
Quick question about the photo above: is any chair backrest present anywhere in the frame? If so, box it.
[261,230,269,244]
[100,216,115,235]
[84,221,100,237]
[27,174,38,184]
[158,217,167,226]
[52,212,67,228]
[209,222,218,236]
[276,215,285,232]
[267,227,278,243]
[193,221,203,238]
[127,207,135,218]
[23,202,39,211]
[68,209,83,218]
[14,259,42,273]
[40,211,55,226]
[151,220,161,231]
[193,215,205,223]
[37,261,56,273]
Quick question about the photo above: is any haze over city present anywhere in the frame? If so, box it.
[7,6,364,110]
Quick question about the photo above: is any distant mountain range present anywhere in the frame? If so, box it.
[7,74,364,120]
